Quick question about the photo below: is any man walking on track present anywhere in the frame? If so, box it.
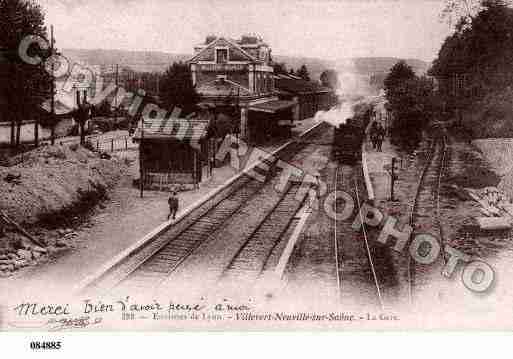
[168,191,179,221]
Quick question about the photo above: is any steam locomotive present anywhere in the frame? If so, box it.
[333,117,366,164]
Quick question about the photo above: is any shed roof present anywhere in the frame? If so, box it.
[133,118,209,141]
[249,100,296,113]
[275,78,332,95]
[40,99,75,116]
[197,78,251,97]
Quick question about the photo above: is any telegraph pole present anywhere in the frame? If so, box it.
[114,64,118,126]
[139,117,144,198]
[11,66,17,147]
[156,74,160,100]
[50,25,56,145]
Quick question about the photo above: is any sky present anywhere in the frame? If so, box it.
[38,0,454,62]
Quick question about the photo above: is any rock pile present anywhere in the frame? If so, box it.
[461,186,513,230]
[0,246,47,275]
[0,225,80,276]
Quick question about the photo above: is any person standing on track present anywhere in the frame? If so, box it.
[167,191,179,221]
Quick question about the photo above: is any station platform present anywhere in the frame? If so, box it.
[362,136,399,202]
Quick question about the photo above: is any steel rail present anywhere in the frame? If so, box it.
[334,166,342,300]
[219,182,309,281]
[407,134,447,305]
[354,175,385,310]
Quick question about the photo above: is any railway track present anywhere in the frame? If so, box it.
[219,182,310,284]
[333,164,385,309]
[114,174,266,293]
[80,122,329,295]
[407,132,448,303]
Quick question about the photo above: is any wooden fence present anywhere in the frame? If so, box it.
[87,136,137,153]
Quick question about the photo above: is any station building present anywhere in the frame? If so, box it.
[273,74,336,121]
[134,35,337,189]
[189,35,296,144]
[189,35,336,144]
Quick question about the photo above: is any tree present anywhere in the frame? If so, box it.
[159,62,199,116]
[430,1,513,110]
[0,0,52,149]
[296,64,310,81]
[92,100,112,117]
[272,62,288,75]
[384,61,416,92]
[384,61,435,149]
[320,69,339,89]
[441,0,483,28]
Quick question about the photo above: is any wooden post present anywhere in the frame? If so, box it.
[193,150,197,188]
[15,104,21,147]
[111,138,114,152]
[0,211,45,247]
[139,120,144,198]
[390,157,397,201]
[34,113,39,148]
[114,64,118,127]
[10,64,16,148]
[50,25,56,145]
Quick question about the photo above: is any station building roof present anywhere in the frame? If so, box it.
[274,77,332,95]
[249,99,296,113]
[39,99,76,117]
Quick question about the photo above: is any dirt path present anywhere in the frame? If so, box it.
[0,164,239,298]
[0,118,321,299]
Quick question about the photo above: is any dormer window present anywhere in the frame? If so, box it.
[216,48,228,64]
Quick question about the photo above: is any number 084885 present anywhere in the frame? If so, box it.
[30,341,62,350]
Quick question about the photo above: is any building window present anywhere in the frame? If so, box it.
[216,49,228,64]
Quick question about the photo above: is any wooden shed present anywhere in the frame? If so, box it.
[133,117,214,189]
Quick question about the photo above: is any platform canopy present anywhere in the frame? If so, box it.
[248,100,296,114]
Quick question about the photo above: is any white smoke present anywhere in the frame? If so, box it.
[314,58,374,127]
[314,101,354,127]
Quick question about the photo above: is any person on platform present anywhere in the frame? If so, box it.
[167,191,179,221]
[369,121,379,150]
[308,173,322,212]
[376,122,386,152]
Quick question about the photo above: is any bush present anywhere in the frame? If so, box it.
[83,140,96,152]
[463,88,513,138]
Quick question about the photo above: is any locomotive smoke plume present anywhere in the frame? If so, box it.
[314,58,373,127]
[314,101,354,127]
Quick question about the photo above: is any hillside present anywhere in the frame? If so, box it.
[274,55,429,81]
[61,48,429,81]
[273,55,336,82]
[351,57,430,75]
[62,48,190,73]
